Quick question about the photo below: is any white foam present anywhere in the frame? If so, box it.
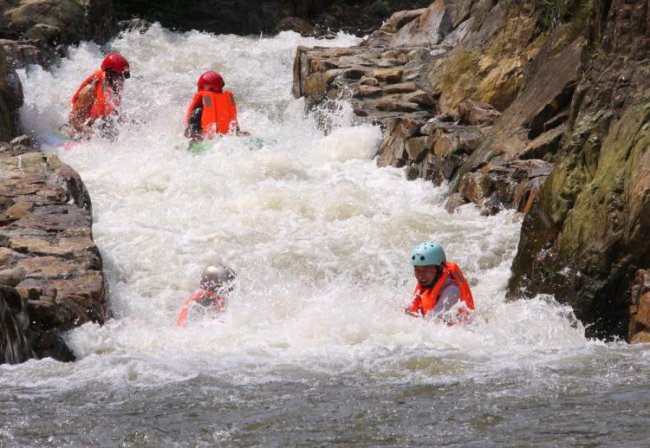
[14,24,590,386]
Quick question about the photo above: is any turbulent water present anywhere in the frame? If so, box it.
[4,24,650,447]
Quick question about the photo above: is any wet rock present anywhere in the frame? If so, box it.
[388,0,453,47]
[520,124,565,161]
[0,141,106,363]
[1,0,113,47]
[0,285,34,364]
[372,67,403,83]
[629,269,650,344]
[457,99,501,126]
[293,36,438,129]
[0,46,23,141]
[275,16,315,36]
[0,268,25,287]
[377,117,424,167]
[444,192,468,213]
[456,160,553,215]
[508,0,650,340]
[383,81,417,94]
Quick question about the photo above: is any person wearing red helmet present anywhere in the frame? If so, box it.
[184,70,244,143]
[68,52,130,138]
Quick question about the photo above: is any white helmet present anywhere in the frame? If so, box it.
[200,265,236,291]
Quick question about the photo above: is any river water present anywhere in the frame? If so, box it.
[4,25,650,447]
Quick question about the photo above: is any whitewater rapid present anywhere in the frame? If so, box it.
[12,24,594,385]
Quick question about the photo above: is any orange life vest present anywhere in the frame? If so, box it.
[185,90,238,138]
[408,261,475,319]
[71,70,120,120]
[176,289,226,327]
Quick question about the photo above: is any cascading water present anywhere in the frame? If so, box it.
[3,24,650,447]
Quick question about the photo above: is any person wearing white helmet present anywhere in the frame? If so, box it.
[405,241,475,322]
[176,265,236,327]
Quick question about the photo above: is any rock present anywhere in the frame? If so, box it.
[0,142,106,363]
[377,117,423,167]
[457,99,501,126]
[354,85,382,98]
[0,285,34,364]
[445,192,468,213]
[404,136,429,162]
[2,0,113,48]
[0,46,23,141]
[0,247,23,269]
[383,81,417,94]
[379,8,429,34]
[520,124,565,161]
[359,76,379,86]
[629,269,650,343]
[0,268,25,287]
[23,23,61,43]
[372,67,403,83]
[275,16,315,36]
[389,0,453,47]
[508,0,650,340]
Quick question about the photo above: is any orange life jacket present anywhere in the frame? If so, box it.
[185,90,238,138]
[176,289,226,327]
[408,261,475,319]
[71,70,120,120]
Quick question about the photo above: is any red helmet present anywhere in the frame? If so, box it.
[198,71,224,93]
[101,53,130,78]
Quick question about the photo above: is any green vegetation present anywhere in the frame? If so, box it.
[538,0,571,30]
[537,0,594,32]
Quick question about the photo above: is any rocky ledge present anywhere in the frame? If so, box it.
[0,137,108,363]
[292,0,581,216]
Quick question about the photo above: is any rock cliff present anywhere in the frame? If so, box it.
[509,0,649,339]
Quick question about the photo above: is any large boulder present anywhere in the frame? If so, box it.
[0,138,108,362]
[0,0,113,44]
[0,0,113,68]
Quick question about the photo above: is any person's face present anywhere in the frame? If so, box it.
[414,265,438,287]
[106,70,129,89]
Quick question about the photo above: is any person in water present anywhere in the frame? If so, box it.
[184,71,245,143]
[176,265,236,327]
[405,241,475,323]
[68,52,130,140]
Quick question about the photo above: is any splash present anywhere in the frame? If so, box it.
[16,24,586,385]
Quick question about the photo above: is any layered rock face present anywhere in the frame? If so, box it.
[293,0,585,215]
[509,0,650,339]
[294,0,649,340]
[0,137,108,362]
